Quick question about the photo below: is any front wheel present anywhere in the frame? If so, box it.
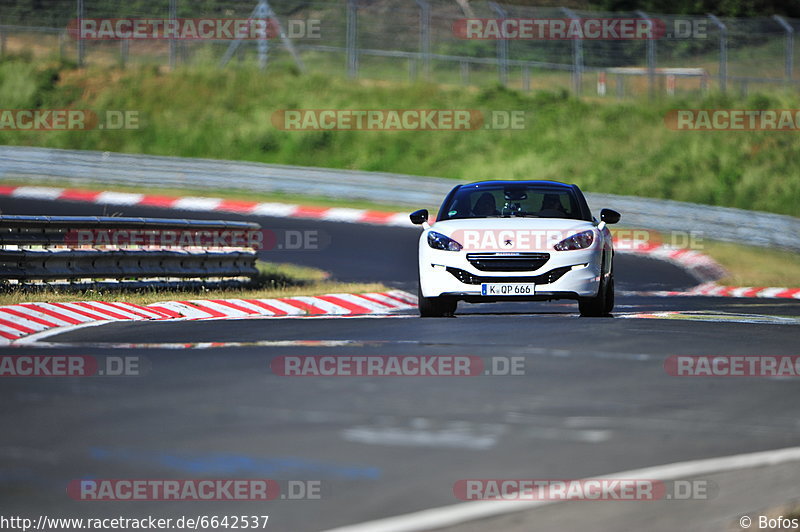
[417,284,457,317]
[579,275,614,317]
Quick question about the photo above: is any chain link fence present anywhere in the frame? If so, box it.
[1,0,798,98]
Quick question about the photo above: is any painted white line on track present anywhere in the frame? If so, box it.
[13,320,116,345]
[320,445,800,532]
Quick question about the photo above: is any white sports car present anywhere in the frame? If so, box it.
[410,180,620,317]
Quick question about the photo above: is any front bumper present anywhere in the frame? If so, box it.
[419,247,602,300]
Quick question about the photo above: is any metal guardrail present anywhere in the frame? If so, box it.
[0,214,259,284]
[1,146,799,253]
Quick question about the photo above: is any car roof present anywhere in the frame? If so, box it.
[460,180,577,190]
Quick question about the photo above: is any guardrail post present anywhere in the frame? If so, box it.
[773,15,794,84]
[636,10,656,99]
[522,65,530,91]
[346,0,359,78]
[707,14,727,92]
[460,60,469,85]
[416,0,431,80]
[489,2,508,86]
[562,7,583,96]
[76,0,85,66]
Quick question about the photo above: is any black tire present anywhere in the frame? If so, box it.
[603,276,615,315]
[417,284,457,317]
[579,274,614,317]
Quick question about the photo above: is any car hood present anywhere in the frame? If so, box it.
[430,217,595,235]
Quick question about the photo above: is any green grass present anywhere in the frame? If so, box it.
[696,241,800,287]
[0,261,389,306]
[1,56,799,219]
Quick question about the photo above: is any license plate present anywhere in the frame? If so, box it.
[481,283,535,296]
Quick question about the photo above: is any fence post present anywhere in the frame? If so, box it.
[488,2,508,86]
[120,39,129,67]
[773,15,794,84]
[76,0,85,66]
[636,10,656,99]
[460,60,469,85]
[522,65,530,91]
[168,0,177,69]
[416,0,431,80]
[346,0,359,78]
[707,14,727,92]
[562,7,583,96]
[255,0,269,70]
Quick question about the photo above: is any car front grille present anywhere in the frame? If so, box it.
[446,265,572,286]
[466,252,550,272]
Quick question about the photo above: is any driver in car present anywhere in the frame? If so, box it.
[472,193,499,216]
[539,193,568,217]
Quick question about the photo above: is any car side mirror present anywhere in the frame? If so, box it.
[600,208,620,225]
[410,209,429,225]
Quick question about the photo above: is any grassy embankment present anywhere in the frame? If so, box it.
[0,55,798,288]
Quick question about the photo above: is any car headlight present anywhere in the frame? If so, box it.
[427,231,463,251]
[554,230,594,251]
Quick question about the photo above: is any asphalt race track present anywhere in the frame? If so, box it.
[1,197,799,531]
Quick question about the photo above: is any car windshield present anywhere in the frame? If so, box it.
[439,184,582,221]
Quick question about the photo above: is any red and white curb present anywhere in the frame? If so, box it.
[613,239,728,284]
[613,241,799,299]
[623,282,800,300]
[0,185,413,226]
[0,290,417,345]
[2,185,799,300]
